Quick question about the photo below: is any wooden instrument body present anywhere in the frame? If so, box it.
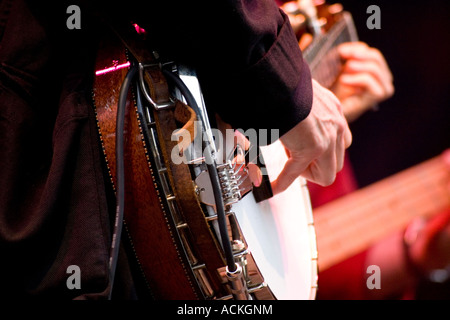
[315,151,450,271]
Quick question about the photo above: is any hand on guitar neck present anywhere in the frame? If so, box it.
[272,79,352,194]
[298,36,394,123]
[281,1,394,123]
[331,42,395,123]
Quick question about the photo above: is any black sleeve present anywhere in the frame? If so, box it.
[90,0,313,136]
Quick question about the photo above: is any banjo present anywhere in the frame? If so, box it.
[92,1,356,300]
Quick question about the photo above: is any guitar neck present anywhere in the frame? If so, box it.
[314,151,450,271]
[303,11,358,88]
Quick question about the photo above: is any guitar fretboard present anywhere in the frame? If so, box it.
[303,11,358,88]
[314,151,450,271]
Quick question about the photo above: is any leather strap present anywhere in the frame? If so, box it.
[154,102,227,296]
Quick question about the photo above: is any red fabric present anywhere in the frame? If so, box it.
[316,251,368,300]
[308,151,359,208]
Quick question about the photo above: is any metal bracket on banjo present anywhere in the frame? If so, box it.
[138,61,176,110]
[195,160,244,210]
[172,67,276,300]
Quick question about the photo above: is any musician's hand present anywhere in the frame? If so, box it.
[407,151,450,275]
[331,42,394,122]
[271,79,352,194]
[407,210,450,275]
